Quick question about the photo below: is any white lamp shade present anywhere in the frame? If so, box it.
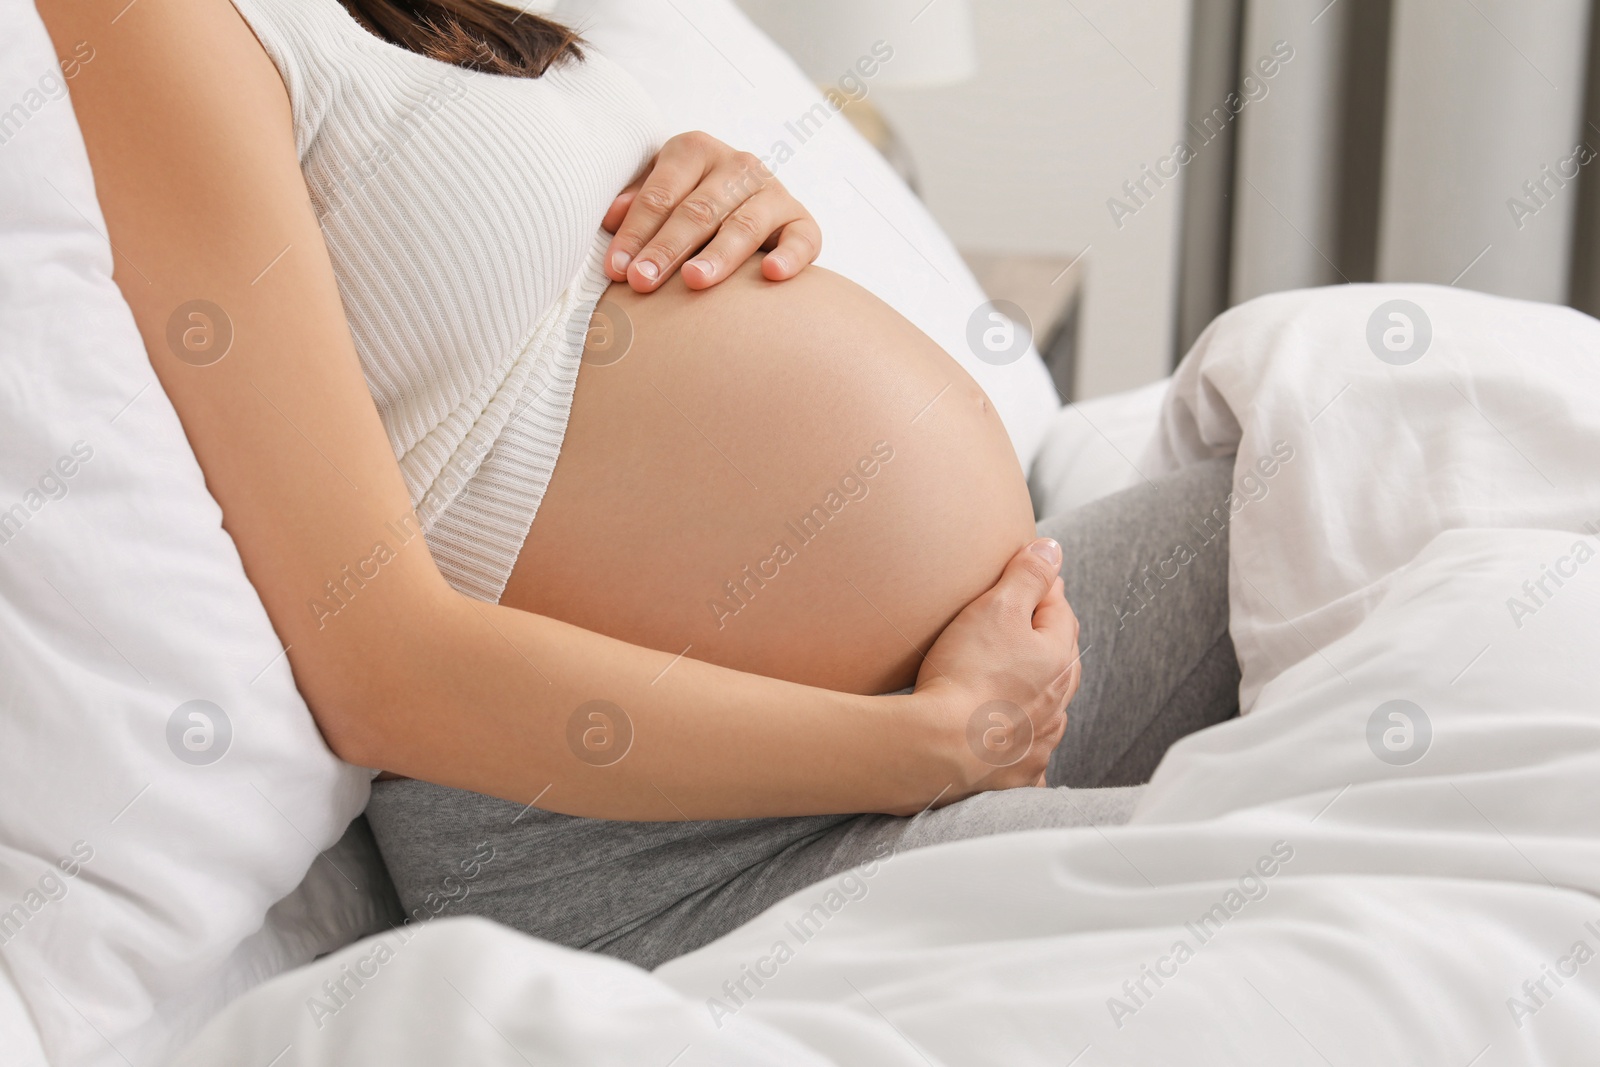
[737,0,978,88]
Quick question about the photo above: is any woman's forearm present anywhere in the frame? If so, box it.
[335,589,949,820]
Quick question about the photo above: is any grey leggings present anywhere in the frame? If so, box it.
[367,457,1240,970]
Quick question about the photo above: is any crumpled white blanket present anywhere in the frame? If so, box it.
[175,284,1600,1065]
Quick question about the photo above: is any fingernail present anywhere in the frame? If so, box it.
[1028,538,1061,566]
[765,252,788,273]
[611,251,631,274]
[687,258,714,280]
[634,260,659,283]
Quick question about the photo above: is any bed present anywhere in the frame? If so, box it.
[4,1,1598,1065]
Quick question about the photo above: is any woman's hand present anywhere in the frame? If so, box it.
[908,537,1081,809]
[602,131,821,293]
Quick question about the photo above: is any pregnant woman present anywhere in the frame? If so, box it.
[43,0,1240,968]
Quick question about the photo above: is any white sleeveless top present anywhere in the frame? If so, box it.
[230,0,665,601]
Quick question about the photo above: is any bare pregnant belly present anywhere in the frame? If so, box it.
[500,259,1037,695]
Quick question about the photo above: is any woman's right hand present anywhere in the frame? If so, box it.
[908,537,1081,809]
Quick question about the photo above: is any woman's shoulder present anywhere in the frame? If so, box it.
[37,0,298,124]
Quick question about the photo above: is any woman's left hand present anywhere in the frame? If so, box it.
[603,131,821,292]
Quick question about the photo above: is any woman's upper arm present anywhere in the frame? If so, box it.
[38,0,452,759]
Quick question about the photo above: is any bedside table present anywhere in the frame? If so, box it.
[959,249,1085,402]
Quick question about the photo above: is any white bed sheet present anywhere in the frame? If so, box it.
[174,283,1600,1064]
[1028,378,1171,517]
[0,963,46,1067]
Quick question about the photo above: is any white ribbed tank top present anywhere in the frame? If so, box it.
[230,0,665,601]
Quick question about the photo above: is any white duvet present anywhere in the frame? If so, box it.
[173,284,1600,1065]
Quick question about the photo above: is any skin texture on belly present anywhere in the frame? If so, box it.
[500,259,1037,695]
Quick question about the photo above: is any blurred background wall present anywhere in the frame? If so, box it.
[737,0,1600,401]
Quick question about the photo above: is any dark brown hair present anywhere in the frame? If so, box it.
[340,0,583,77]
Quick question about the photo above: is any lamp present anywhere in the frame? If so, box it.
[736,0,978,189]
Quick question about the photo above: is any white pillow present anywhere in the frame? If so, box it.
[1028,379,1171,517]
[0,7,368,1065]
[553,0,1064,468]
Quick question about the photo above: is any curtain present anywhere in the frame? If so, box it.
[1177,0,1600,358]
